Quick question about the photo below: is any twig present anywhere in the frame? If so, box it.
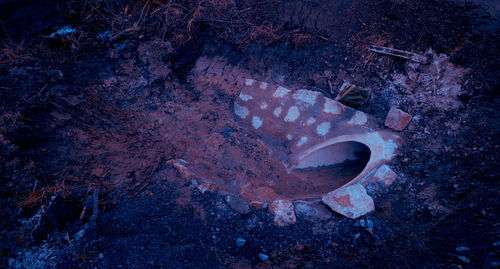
[109,26,140,42]
[90,188,99,224]
[135,0,152,27]
[370,45,429,64]
[128,159,162,199]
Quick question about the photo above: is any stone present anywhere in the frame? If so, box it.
[321,184,374,219]
[373,165,398,187]
[47,69,64,81]
[258,253,269,261]
[197,183,215,194]
[269,200,296,226]
[168,159,195,180]
[457,256,470,263]
[293,201,332,221]
[225,195,250,214]
[236,237,246,247]
[385,107,412,131]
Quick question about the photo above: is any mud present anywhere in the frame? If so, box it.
[1,0,499,268]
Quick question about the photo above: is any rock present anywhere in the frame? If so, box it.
[258,253,269,261]
[457,255,470,263]
[335,82,371,108]
[168,159,195,180]
[249,201,265,209]
[47,69,64,81]
[490,261,500,267]
[373,165,398,187]
[269,200,296,226]
[225,195,250,214]
[385,107,412,131]
[366,219,374,230]
[293,201,332,221]
[321,184,375,219]
[456,246,470,252]
[236,237,246,247]
[98,253,104,259]
[197,183,215,194]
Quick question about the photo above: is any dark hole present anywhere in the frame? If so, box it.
[292,141,371,192]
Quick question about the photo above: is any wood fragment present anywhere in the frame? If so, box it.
[110,26,140,42]
[370,45,429,64]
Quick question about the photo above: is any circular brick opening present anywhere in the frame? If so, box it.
[292,141,371,190]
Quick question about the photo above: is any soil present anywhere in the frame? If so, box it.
[1,0,499,268]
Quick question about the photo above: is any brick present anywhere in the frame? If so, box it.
[385,107,412,131]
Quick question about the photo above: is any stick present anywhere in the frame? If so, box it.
[370,45,429,64]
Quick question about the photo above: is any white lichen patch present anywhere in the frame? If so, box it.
[260,102,268,109]
[252,116,263,129]
[347,111,367,125]
[297,136,308,147]
[317,122,331,136]
[244,78,256,86]
[364,133,398,160]
[306,117,316,126]
[273,107,282,117]
[323,98,343,115]
[284,106,300,122]
[239,93,253,101]
[234,103,249,119]
[259,82,268,89]
[287,134,293,140]
[292,90,319,106]
[383,139,398,160]
[273,86,291,98]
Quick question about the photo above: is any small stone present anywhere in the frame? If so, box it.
[197,183,215,194]
[355,219,365,227]
[457,256,470,263]
[236,238,246,247]
[293,201,332,221]
[456,246,469,252]
[321,184,374,219]
[385,107,412,131]
[366,219,374,229]
[269,200,296,226]
[258,253,269,261]
[490,261,500,267]
[98,253,104,259]
[225,195,250,214]
[76,229,85,238]
[373,165,398,187]
[47,69,64,81]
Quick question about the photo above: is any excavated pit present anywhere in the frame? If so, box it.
[174,75,401,219]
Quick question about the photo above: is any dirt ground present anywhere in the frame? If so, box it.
[0,0,499,268]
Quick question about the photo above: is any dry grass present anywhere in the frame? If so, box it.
[72,0,321,47]
[0,41,34,66]
[18,182,71,209]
